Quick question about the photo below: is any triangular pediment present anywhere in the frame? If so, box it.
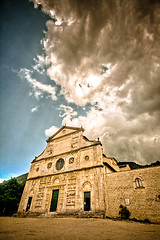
[46,125,84,142]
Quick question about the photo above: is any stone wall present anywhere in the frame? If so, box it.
[105,166,160,223]
[18,166,105,217]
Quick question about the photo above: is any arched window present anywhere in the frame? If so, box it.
[135,178,143,188]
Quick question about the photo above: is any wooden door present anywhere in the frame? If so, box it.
[84,191,91,211]
[50,189,59,212]
[26,197,32,212]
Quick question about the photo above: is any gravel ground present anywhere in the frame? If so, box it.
[0,217,160,240]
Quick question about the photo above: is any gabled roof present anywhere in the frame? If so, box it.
[46,125,85,142]
[103,154,118,162]
[103,162,117,172]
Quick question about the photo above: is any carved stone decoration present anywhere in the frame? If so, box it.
[48,150,52,155]
[46,143,53,155]
[66,176,76,207]
[47,162,52,169]
[69,157,74,164]
[85,155,89,161]
[47,149,52,155]
[30,189,34,195]
[32,180,36,186]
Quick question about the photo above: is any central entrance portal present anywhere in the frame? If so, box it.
[84,191,91,211]
[50,189,59,212]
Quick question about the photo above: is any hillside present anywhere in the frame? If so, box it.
[16,173,28,182]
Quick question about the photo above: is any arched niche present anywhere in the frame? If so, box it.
[53,177,60,185]
[29,189,34,195]
[82,181,92,191]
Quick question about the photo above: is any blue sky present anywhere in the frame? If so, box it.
[0,0,51,179]
[0,0,160,181]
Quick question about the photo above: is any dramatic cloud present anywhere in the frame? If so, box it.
[30,0,160,164]
[61,107,160,164]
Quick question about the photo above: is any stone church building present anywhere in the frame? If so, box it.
[18,126,160,223]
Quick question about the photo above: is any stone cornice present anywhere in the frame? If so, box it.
[26,164,104,181]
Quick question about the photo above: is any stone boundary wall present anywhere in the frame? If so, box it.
[105,166,160,223]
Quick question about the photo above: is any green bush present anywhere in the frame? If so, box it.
[0,178,25,216]
[119,205,131,219]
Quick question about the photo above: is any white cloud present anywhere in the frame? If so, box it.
[33,55,50,74]
[31,107,38,113]
[59,104,77,119]
[45,125,59,137]
[0,178,8,183]
[18,68,57,101]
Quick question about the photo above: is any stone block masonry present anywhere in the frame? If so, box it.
[105,166,160,223]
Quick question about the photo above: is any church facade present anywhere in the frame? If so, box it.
[18,126,160,223]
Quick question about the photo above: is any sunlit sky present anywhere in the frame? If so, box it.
[0,0,160,181]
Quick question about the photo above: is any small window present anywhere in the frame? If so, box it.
[124,198,130,206]
[156,194,160,202]
[85,155,89,161]
[69,157,74,164]
[135,178,143,188]
[47,162,52,169]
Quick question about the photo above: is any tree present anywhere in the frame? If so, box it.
[0,178,25,216]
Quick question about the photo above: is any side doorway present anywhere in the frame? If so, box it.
[26,197,32,212]
[84,191,91,211]
[50,189,59,212]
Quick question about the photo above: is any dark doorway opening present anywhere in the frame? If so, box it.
[84,191,91,211]
[26,197,32,212]
[50,189,59,212]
